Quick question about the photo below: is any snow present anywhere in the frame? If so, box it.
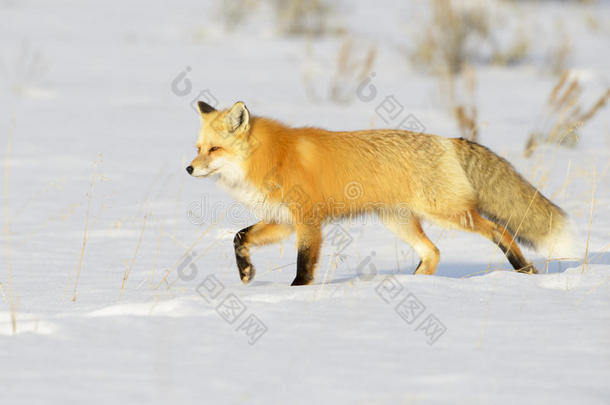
[1,0,609,404]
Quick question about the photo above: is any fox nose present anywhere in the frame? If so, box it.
[186,165,194,175]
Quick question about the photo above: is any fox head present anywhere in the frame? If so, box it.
[186,100,255,183]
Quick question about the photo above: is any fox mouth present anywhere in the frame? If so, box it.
[187,164,219,178]
[194,168,218,178]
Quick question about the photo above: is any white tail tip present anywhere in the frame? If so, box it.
[536,218,583,260]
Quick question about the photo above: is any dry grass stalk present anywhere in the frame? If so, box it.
[119,214,148,301]
[525,72,610,157]
[443,65,479,142]
[2,41,50,96]
[546,22,572,75]
[580,88,610,122]
[150,217,165,288]
[154,208,227,290]
[409,0,533,74]
[491,26,530,66]
[70,192,91,302]
[303,36,376,104]
[582,168,596,273]
[329,37,376,104]
[412,0,531,73]
[71,170,94,301]
[455,105,478,142]
[302,40,319,102]
[69,155,103,302]
[3,116,17,333]
[435,0,490,73]
[217,0,342,37]
[217,0,259,31]
[271,0,339,37]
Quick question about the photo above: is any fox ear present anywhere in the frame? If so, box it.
[226,101,250,132]
[197,101,216,114]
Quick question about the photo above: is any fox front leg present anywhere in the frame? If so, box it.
[291,223,322,286]
[234,225,255,284]
[233,222,294,284]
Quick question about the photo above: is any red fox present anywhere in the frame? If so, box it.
[186,101,576,286]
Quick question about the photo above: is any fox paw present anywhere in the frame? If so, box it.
[239,265,256,284]
[290,275,313,286]
[517,263,538,274]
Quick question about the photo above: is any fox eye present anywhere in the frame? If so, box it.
[208,146,221,153]
[197,146,201,154]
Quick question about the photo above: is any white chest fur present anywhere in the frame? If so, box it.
[215,166,293,225]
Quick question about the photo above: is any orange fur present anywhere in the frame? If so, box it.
[187,101,569,285]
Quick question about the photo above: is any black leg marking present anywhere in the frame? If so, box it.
[496,238,538,274]
[291,246,315,286]
[413,260,423,274]
[234,225,255,284]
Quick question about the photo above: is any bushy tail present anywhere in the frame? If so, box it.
[453,138,577,257]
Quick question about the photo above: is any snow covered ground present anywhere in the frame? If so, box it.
[1,0,609,404]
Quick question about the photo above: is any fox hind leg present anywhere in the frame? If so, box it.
[382,214,440,275]
[455,210,538,274]
[234,222,294,284]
